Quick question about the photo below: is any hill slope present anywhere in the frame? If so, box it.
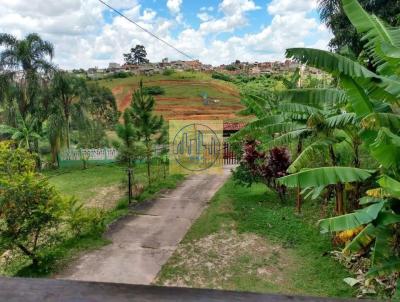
[96,72,247,122]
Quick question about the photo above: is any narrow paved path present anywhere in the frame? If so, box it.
[57,168,231,285]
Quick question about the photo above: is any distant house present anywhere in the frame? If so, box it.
[250,66,261,76]
[223,123,246,137]
[108,63,121,69]
[183,60,203,71]
[170,60,186,71]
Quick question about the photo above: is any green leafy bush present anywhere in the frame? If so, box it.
[0,142,62,266]
[162,68,175,76]
[112,72,130,79]
[142,86,165,95]
[211,72,232,82]
[63,198,106,237]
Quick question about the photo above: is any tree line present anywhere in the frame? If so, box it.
[0,33,119,168]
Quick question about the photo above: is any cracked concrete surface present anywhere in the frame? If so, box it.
[57,167,232,285]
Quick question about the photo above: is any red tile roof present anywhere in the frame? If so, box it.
[223,122,246,131]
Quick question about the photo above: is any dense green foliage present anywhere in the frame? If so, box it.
[0,141,94,269]
[0,33,119,167]
[114,81,165,185]
[318,0,400,55]
[212,72,233,82]
[233,0,400,297]
[123,45,149,65]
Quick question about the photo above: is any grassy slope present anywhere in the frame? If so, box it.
[157,178,354,298]
[95,72,247,122]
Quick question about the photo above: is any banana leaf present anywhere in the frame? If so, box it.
[278,166,373,188]
[319,201,386,233]
[343,223,376,253]
[367,258,400,277]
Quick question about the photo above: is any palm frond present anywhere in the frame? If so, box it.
[281,88,348,109]
[340,75,374,117]
[288,138,336,173]
[263,128,312,148]
[370,128,400,170]
[278,166,373,188]
[286,48,377,79]
[326,113,357,128]
[342,0,400,75]
[278,103,322,116]
[361,113,400,132]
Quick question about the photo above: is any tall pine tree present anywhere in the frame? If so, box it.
[130,81,164,185]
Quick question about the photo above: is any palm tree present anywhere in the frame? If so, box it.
[50,71,88,149]
[0,33,54,118]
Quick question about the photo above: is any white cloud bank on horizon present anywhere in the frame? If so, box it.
[0,0,332,69]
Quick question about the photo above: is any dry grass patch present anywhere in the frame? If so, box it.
[85,185,125,209]
[155,230,298,293]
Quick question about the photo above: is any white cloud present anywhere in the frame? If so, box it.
[267,0,317,15]
[198,0,260,34]
[0,0,332,69]
[166,0,182,15]
[197,12,212,22]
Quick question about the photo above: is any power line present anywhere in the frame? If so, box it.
[97,0,196,61]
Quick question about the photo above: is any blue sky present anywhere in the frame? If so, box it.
[0,0,332,69]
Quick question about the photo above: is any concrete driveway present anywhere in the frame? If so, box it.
[57,167,231,285]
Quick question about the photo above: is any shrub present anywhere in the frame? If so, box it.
[162,69,175,76]
[0,142,62,266]
[64,198,106,237]
[112,72,130,79]
[212,72,232,82]
[142,86,165,95]
[233,140,291,200]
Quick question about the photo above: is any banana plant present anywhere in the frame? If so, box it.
[279,0,400,290]
[0,105,41,152]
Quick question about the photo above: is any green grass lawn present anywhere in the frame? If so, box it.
[45,164,126,202]
[44,163,178,205]
[156,178,354,298]
[1,164,184,278]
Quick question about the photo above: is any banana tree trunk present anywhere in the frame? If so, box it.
[352,142,362,210]
[296,185,302,213]
[296,138,303,213]
[329,145,345,214]
[335,183,345,215]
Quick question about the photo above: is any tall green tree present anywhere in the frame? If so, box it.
[318,0,400,55]
[123,45,149,65]
[130,81,164,185]
[85,83,119,127]
[115,110,141,168]
[50,71,87,149]
[0,33,54,118]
